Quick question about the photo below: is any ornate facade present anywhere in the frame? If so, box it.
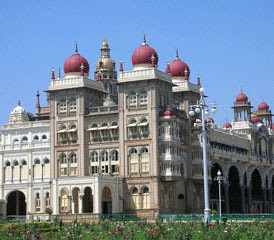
[0,36,273,218]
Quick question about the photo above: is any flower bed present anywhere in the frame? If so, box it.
[0,220,273,239]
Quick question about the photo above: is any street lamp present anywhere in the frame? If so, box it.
[214,170,224,219]
[189,82,217,223]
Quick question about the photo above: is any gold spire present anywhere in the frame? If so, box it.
[176,48,179,59]
[142,33,147,46]
[75,42,79,54]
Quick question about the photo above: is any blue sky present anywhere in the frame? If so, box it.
[0,0,273,125]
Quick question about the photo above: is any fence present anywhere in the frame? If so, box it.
[1,213,274,223]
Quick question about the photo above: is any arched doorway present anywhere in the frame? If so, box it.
[251,169,263,213]
[210,163,224,213]
[102,186,112,214]
[82,187,93,213]
[228,166,241,213]
[178,194,185,213]
[72,188,80,214]
[7,190,26,216]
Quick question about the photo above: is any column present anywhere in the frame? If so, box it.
[224,183,229,213]
[247,186,252,213]
[269,188,273,213]
[93,176,101,214]
[71,197,75,214]
[52,179,59,215]
[263,188,267,213]
[240,186,246,214]
[79,194,83,214]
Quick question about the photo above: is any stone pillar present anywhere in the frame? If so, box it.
[263,188,267,213]
[269,188,273,213]
[93,176,101,214]
[247,186,252,213]
[71,198,75,214]
[52,179,59,215]
[79,195,83,214]
[224,183,229,213]
[241,186,246,214]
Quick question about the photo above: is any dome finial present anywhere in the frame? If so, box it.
[176,48,179,59]
[142,33,147,46]
[58,68,61,79]
[18,100,21,106]
[75,42,79,55]
[197,74,201,85]
[51,67,55,80]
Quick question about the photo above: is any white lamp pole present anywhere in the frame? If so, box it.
[189,83,216,223]
[214,170,224,219]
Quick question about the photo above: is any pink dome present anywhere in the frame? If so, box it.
[223,122,232,128]
[166,50,190,78]
[64,46,89,74]
[132,37,158,66]
[250,116,263,123]
[205,116,214,123]
[159,109,179,117]
[258,101,269,111]
[236,92,248,102]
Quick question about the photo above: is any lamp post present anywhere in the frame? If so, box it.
[214,170,224,219]
[189,84,216,223]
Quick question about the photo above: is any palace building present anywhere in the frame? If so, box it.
[0,36,273,218]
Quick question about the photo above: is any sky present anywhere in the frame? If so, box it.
[0,0,273,126]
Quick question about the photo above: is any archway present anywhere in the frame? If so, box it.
[251,169,263,213]
[228,166,241,213]
[102,186,112,214]
[72,188,80,214]
[210,163,224,213]
[7,190,26,216]
[82,187,93,213]
[178,194,185,213]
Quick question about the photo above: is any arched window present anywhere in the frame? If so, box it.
[140,90,148,105]
[60,189,68,212]
[60,154,67,164]
[70,153,77,163]
[129,91,137,106]
[111,150,118,161]
[70,98,77,112]
[140,148,149,172]
[13,138,19,144]
[35,159,40,165]
[92,123,98,128]
[35,193,41,212]
[60,99,67,113]
[42,135,47,140]
[129,148,138,173]
[142,187,150,209]
[13,160,19,166]
[22,160,27,165]
[102,122,108,127]
[91,152,98,162]
[33,135,39,141]
[101,151,108,161]
[22,136,28,143]
[44,159,50,164]
[132,187,139,209]
[6,161,11,167]
[128,119,138,137]
[45,192,50,208]
[111,122,118,126]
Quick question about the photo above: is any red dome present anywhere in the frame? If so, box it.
[250,116,263,123]
[159,109,178,117]
[236,92,248,102]
[64,53,89,74]
[205,116,214,123]
[168,56,190,78]
[258,101,269,110]
[132,37,158,66]
[223,122,232,128]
